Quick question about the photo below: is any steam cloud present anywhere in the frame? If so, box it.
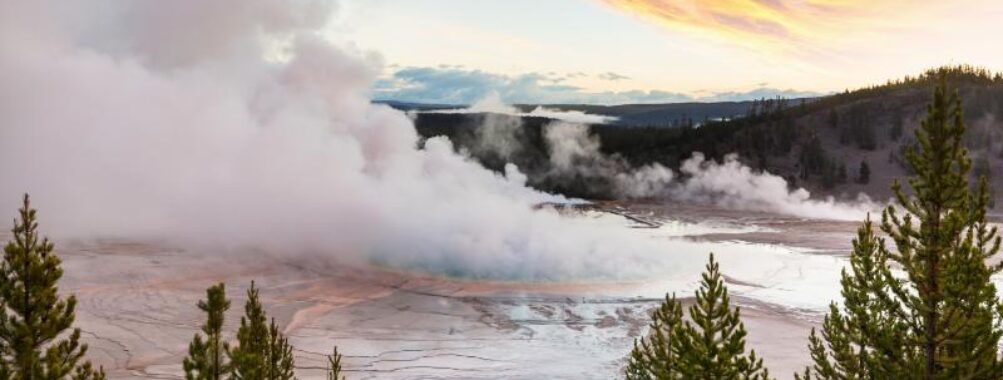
[542,122,675,199]
[673,153,877,220]
[0,0,709,281]
[456,98,878,220]
[0,0,873,283]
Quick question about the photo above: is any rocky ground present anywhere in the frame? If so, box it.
[41,203,859,379]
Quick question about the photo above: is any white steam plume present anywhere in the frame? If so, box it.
[543,125,879,220]
[544,124,878,220]
[456,99,878,220]
[0,0,712,281]
[543,122,675,198]
[675,153,878,220]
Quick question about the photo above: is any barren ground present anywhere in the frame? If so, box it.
[36,202,859,379]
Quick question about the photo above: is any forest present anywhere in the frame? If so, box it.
[411,66,1003,201]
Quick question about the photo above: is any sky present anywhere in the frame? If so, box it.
[328,0,1003,105]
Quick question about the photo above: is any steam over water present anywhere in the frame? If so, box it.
[431,97,880,219]
[0,0,867,284]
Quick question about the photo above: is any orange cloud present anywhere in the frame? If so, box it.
[602,0,942,53]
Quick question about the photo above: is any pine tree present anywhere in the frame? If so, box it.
[228,282,295,380]
[676,254,770,379]
[797,76,1003,379]
[857,160,871,184]
[71,362,105,380]
[799,219,912,379]
[626,254,771,380]
[625,294,685,380]
[799,136,829,180]
[326,346,345,380]
[229,282,268,380]
[625,341,653,380]
[184,283,231,380]
[0,194,105,380]
[265,319,294,380]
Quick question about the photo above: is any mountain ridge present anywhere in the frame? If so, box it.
[409,66,1003,204]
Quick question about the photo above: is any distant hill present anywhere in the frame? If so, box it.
[512,102,762,126]
[660,65,1003,202]
[410,66,1003,203]
[380,99,776,127]
[373,100,462,111]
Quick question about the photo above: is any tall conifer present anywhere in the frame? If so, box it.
[626,255,771,379]
[625,294,684,380]
[184,283,231,380]
[326,347,345,380]
[265,319,294,380]
[677,255,769,379]
[857,160,871,184]
[228,282,296,380]
[229,282,268,380]
[0,195,105,380]
[798,77,1003,379]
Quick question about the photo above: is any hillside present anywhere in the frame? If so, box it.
[513,101,757,126]
[668,65,1003,202]
[411,66,1003,203]
[384,100,763,127]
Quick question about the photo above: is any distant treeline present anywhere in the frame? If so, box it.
[414,65,1003,199]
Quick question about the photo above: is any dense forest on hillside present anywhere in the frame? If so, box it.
[412,66,1003,201]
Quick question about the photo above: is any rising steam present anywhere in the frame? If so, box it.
[0,0,697,281]
[542,122,675,198]
[0,0,873,283]
[454,97,879,220]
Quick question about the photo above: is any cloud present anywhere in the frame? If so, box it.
[65,0,335,69]
[373,67,690,105]
[598,71,630,81]
[374,66,820,105]
[601,0,951,53]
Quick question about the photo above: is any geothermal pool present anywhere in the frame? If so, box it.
[48,202,867,379]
